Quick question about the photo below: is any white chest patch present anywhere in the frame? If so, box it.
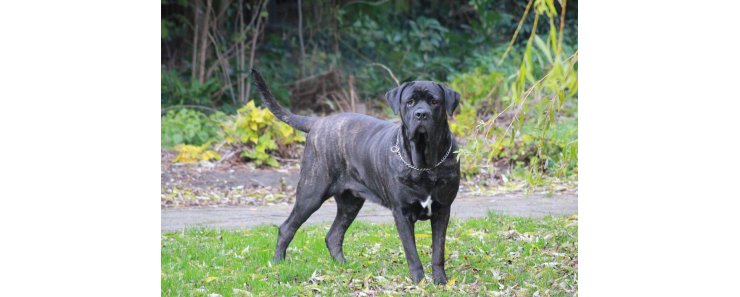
[420,196,432,216]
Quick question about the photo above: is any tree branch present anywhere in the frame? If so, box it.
[369,63,400,87]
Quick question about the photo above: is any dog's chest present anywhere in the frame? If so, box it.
[397,169,452,193]
[395,172,445,212]
[416,195,433,219]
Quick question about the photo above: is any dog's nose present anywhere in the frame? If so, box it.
[414,110,430,120]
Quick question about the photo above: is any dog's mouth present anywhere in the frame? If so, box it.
[406,126,432,167]
[411,126,428,142]
[412,127,428,153]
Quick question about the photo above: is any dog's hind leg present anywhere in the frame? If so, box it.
[273,171,331,262]
[325,192,365,262]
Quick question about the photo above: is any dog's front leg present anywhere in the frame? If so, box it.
[431,204,451,284]
[391,208,424,283]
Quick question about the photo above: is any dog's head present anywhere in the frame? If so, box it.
[385,81,460,141]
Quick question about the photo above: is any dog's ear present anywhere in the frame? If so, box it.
[385,83,409,115]
[437,83,460,116]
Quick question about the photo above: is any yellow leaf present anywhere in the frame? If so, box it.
[245,101,256,110]
[172,144,219,163]
[277,122,293,138]
[415,233,431,239]
[200,150,221,161]
[204,276,218,283]
[263,110,274,121]
[173,144,201,163]
[252,110,265,123]
[447,278,457,287]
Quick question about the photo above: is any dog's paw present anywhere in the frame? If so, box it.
[331,254,346,263]
[271,255,285,264]
[410,270,425,284]
[432,271,448,285]
[433,275,448,285]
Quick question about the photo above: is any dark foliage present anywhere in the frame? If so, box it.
[161,0,577,113]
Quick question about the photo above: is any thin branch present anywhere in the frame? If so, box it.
[348,74,357,112]
[244,0,266,104]
[197,0,213,83]
[191,0,202,81]
[205,43,239,79]
[497,0,534,66]
[557,0,567,56]
[238,0,245,104]
[298,0,306,78]
[215,148,241,164]
[369,63,400,87]
[206,11,236,105]
[337,38,374,63]
[273,156,301,163]
[484,51,578,145]
[285,70,334,86]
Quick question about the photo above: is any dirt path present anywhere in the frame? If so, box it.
[161,192,577,232]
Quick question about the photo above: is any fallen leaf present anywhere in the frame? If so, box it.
[415,233,431,239]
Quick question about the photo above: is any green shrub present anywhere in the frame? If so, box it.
[455,116,577,179]
[161,108,224,148]
[509,117,578,176]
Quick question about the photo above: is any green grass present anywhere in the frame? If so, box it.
[161,214,578,296]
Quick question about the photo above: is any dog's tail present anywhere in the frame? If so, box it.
[251,69,316,133]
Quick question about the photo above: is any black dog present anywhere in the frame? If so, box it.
[251,69,460,284]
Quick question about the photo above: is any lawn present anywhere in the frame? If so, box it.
[161,214,578,296]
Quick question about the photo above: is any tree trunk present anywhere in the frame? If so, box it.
[191,0,202,81]
[197,0,213,83]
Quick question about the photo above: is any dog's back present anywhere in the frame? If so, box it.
[300,112,398,205]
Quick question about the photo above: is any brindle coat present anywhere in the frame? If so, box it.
[251,69,460,284]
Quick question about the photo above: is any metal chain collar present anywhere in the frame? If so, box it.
[390,130,453,171]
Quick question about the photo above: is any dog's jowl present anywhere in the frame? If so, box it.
[251,69,461,285]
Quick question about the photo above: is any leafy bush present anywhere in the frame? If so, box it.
[505,118,577,175]
[161,108,224,148]
[455,115,577,179]
[221,101,305,167]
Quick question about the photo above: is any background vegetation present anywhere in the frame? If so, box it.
[161,0,578,186]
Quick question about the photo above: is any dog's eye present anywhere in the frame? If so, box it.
[406,99,414,106]
[431,99,440,105]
